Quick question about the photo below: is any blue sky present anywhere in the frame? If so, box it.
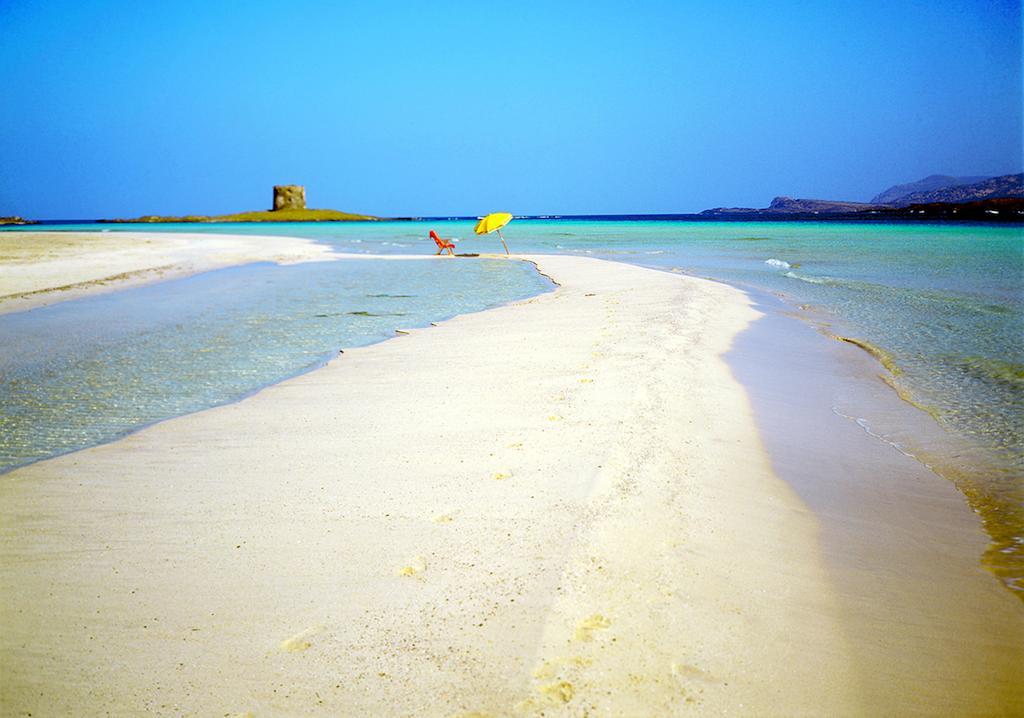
[1,0,1020,218]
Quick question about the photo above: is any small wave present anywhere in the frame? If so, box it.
[784,270,831,285]
[832,407,934,467]
[765,258,791,269]
[645,250,665,255]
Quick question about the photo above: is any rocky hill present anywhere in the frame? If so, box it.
[871,174,990,204]
[891,173,1022,206]
[764,196,879,213]
[701,196,879,216]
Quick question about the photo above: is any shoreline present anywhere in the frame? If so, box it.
[0,231,345,314]
[656,259,1024,597]
[0,230,506,315]
[1,251,1020,714]
[0,255,553,478]
[727,290,1023,712]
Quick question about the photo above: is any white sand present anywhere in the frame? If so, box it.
[0,253,1020,716]
[0,231,344,313]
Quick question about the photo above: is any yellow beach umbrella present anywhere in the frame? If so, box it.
[474,212,513,255]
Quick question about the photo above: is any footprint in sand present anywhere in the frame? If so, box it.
[432,513,455,523]
[280,626,321,653]
[396,555,428,577]
[512,680,577,712]
[539,681,575,704]
[670,661,718,682]
[574,614,612,641]
[514,680,575,714]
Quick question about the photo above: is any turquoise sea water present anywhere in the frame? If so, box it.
[1,219,1021,589]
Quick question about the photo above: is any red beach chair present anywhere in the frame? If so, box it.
[430,230,456,256]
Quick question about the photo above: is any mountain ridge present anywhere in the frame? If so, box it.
[892,174,1022,206]
[700,173,1022,216]
[871,175,991,204]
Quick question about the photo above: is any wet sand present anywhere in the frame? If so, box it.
[729,295,1023,715]
[0,254,1020,716]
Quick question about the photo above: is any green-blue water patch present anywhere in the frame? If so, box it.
[0,257,552,472]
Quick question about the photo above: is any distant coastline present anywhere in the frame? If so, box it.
[692,197,1023,222]
[699,173,1023,221]
[5,172,1022,225]
[7,201,1020,226]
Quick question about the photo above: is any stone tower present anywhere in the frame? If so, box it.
[272,185,306,211]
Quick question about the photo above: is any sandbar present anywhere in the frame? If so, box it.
[0,231,344,314]
[0,252,1020,715]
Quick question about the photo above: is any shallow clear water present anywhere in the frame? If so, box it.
[0,257,552,472]
[2,219,1022,589]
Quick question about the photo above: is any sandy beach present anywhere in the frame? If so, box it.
[1,249,1021,716]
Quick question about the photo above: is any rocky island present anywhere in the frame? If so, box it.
[103,185,379,223]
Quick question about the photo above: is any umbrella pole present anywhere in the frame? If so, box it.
[497,229,510,256]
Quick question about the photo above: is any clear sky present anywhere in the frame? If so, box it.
[1,0,1021,218]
